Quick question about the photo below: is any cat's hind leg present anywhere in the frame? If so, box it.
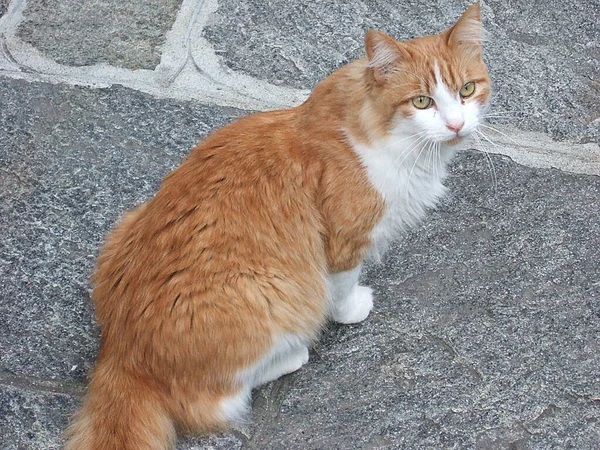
[329,265,374,324]
[216,386,252,426]
[245,334,310,388]
[215,336,309,427]
[252,345,309,387]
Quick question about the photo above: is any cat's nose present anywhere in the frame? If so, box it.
[446,120,465,133]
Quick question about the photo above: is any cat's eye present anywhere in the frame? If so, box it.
[412,95,432,109]
[460,82,476,98]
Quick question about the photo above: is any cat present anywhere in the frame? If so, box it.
[65,3,490,449]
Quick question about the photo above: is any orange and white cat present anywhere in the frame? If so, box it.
[65,4,490,449]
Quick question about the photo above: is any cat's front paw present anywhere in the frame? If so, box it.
[332,285,374,324]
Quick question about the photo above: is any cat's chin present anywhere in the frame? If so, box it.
[445,136,463,146]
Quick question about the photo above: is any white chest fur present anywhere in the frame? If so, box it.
[352,136,455,260]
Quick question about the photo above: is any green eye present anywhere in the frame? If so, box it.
[460,81,476,98]
[412,95,432,109]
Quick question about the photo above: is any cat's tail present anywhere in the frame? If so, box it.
[64,358,176,450]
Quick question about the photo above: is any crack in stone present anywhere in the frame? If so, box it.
[428,332,484,381]
[0,369,86,398]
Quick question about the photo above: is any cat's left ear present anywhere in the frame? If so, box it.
[447,3,485,56]
[365,30,405,84]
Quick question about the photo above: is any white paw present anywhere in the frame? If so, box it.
[296,346,310,368]
[252,346,310,387]
[333,285,374,324]
[278,346,310,378]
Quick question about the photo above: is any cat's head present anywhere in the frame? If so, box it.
[364,3,491,146]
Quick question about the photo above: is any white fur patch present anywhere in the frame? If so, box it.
[332,285,374,324]
[433,65,466,135]
[328,265,361,306]
[217,387,251,425]
[235,333,309,389]
[328,266,373,323]
[402,62,483,144]
[219,334,309,425]
[351,131,453,260]
[348,62,487,258]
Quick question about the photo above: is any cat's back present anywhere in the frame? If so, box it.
[93,109,329,347]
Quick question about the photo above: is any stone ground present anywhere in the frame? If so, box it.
[0,0,599,449]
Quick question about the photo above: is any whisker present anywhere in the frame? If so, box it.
[435,142,442,181]
[425,139,434,176]
[387,129,428,141]
[405,139,431,203]
[478,123,521,146]
[388,134,430,167]
[482,111,515,118]
[475,128,501,150]
[433,143,439,178]
[376,134,430,193]
[474,131,498,193]
[391,135,430,171]
[482,113,514,119]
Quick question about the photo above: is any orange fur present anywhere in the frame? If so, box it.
[65,4,489,449]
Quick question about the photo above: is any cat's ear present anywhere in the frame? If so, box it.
[365,30,404,84]
[447,3,485,57]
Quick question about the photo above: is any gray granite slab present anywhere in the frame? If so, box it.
[17,0,181,70]
[204,0,600,143]
[0,0,8,18]
[0,384,76,450]
[231,151,600,449]
[0,76,247,382]
[1,79,599,448]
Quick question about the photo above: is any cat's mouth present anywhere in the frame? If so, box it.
[445,136,463,146]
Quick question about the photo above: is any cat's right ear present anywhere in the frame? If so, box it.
[365,30,403,85]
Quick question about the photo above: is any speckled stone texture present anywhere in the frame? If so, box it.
[241,152,600,449]
[0,77,246,385]
[0,0,9,18]
[203,0,600,143]
[17,0,182,70]
[0,384,77,450]
[1,75,599,448]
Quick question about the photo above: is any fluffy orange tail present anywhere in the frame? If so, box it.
[65,361,176,450]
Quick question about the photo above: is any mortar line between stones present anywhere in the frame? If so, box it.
[0,1,597,176]
[0,0,309,111]
[155,0,311,108]
[0,0,26,35]
[155,0,203,84]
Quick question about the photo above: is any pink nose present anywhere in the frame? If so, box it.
[446,120,465,133]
